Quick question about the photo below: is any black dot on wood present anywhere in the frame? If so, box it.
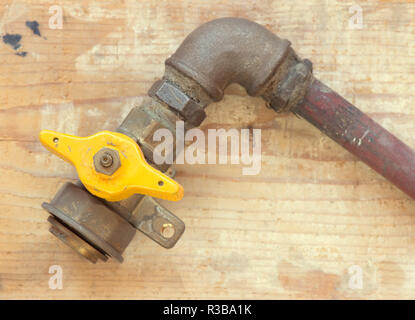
[25,21,41,37]
[2,34,22,50]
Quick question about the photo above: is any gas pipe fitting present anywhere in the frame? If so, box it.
[40,17,415,263]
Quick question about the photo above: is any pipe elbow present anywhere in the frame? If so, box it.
[166,17,292,101]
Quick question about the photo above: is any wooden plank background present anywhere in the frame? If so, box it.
[1,0,415,299]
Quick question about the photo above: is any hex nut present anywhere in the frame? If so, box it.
[93,148,121,176]
[149,79,206,126]
[270,60,312,112]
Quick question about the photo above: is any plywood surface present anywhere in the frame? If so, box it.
[1,0,415,299]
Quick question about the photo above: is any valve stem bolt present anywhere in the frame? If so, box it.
[93,148,121,175]
[100,153,113,167]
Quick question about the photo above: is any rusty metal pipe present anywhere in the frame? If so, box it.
[294,79,415,198]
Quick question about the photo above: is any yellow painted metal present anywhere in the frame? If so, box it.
[39,130,184,202]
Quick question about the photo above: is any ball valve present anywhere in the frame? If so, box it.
[40,17,415,263]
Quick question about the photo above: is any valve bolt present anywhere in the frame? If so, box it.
[100,153,113,167]
[93,148,121,176]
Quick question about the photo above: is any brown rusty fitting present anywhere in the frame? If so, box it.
[166,17,293,102]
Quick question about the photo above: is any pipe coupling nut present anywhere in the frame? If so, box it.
[269,59,313,113]
[149,79,206,127]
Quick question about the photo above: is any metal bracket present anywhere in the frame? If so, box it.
[129,195,185,248]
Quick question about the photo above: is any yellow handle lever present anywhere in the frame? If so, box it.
[39,130,184,202]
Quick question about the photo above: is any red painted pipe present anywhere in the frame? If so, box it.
[293,78,415,199]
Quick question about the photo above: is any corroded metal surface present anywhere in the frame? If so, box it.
[129,196,185,249]
[93,147,121,176]
[293,79,415,199]
[48,216,108,264]
[44,181,185,263]
[166,17,292,101]
[149,79,206,127]
[43,182,136,262]
[117,98,181,173]
[269,60,313,112]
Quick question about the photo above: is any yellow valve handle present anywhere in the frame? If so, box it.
[39,130,184,202]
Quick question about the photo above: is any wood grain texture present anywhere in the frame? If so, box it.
[1,0,415,299]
